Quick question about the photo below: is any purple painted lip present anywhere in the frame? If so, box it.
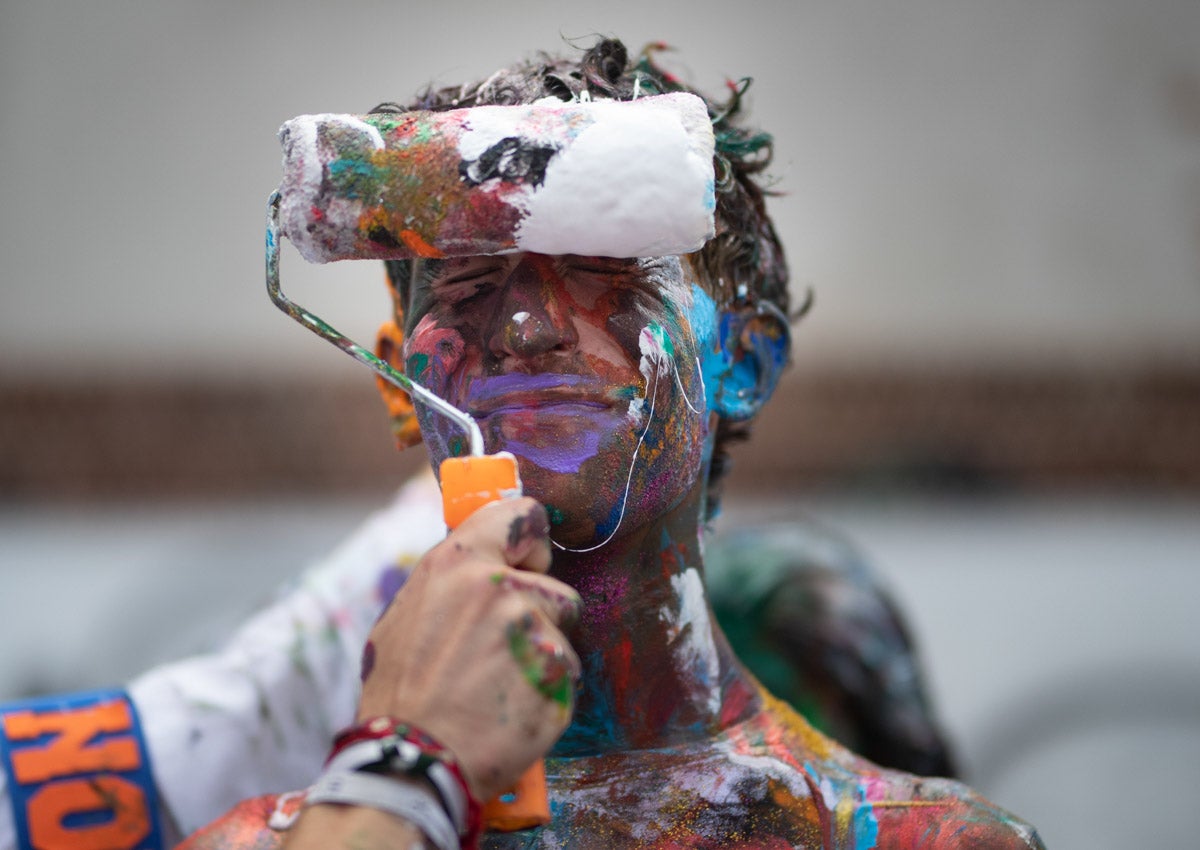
[466,373,614,417]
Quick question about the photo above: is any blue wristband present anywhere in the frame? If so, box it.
[0,689,164,850]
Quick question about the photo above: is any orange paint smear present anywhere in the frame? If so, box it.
[398,229,446,259]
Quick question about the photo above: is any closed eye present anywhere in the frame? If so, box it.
[443,263,503,286]
[563,256,641,276]
[436,279,491,304]
[447,263,502,283]
[434,262,504,303]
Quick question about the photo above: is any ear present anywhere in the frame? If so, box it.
[709,301,791,422]
[374,319,424,450]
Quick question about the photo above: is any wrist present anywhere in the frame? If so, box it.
[285,801,431,850]
[305,770,459,850]
[326,716,482,849]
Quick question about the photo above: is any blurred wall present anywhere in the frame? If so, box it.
[2,0,1199,497]
[3,0,1198,380]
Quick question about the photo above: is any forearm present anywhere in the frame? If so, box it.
[283,802,433,850]
[187,498,576,850]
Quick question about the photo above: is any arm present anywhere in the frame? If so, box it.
[130,471,447,841]
[284,782,435,850]
[282,496,580,850]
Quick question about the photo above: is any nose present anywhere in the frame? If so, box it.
[486,255,579,363]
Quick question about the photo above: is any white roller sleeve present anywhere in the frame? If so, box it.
[276,93,716,262]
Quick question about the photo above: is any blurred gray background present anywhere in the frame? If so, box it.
[3,0,1200,379]
[2,2,1199,849]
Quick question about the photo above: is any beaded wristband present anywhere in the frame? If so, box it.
[306,770,458,850]
[329,717,482,848]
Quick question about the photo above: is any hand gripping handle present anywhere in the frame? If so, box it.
[439,453,551,832]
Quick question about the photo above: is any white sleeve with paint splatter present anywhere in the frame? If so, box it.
[127,471,444,839]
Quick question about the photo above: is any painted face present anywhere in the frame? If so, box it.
[401,252,720,547]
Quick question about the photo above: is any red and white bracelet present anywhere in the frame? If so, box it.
[306,770,460,850]
[313,717,483,849]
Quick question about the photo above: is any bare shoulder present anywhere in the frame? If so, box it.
[862,774,1045,849]
[177,793,289,850]
[757,695,1045,848]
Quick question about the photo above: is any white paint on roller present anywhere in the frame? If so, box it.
[339,115,386,150]
[455,106,538,160]
[278,114,385,264]
[518,94,715,258]
[277,94,714,263]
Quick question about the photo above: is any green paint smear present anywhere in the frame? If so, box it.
[647,321,675,359]
[364,115,403,134]
[507,623,573,709]
[365,113,440,145]
[406,352,430,380]
[328,158,385,201]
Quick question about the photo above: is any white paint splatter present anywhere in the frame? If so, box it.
[629,323,671,424]
[518,95,715,257]
[545,744,817,843]
[638,324,672,377]
[662,567,722,716]
[814,769,842,814]
[278,114,385,264]
[715,744,816,802]
[626,396,647,425]
[454,104,541,159]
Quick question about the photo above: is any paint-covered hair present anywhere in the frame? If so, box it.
[382,37,791,516]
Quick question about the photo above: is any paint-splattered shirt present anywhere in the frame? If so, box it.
[125,475,446,840]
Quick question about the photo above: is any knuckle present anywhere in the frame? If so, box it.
[501,595,541,629]
[421,537,470,572]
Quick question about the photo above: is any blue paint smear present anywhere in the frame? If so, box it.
[553,651,624,754]
[709,311,763,420]
[376,564,410,604]
[686,284,723,410]
[596,493,627,539]
[686,284,719,351]
[853,783,880,850]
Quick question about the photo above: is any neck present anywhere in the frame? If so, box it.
[548,485,762,756]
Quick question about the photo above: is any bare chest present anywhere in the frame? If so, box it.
[483,749,824,850]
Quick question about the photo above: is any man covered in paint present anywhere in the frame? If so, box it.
[183,38,1043,850]
[0,487,954,850]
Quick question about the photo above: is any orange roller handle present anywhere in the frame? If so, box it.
[479,760,549,831]
[438,452,551,832]
[439,453,523,531]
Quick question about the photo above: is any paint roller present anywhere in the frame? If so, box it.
[265,92,716,832]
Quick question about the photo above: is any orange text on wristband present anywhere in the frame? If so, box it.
[0,689,164,850]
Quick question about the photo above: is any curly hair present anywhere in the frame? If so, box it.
[380,37,791,517]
